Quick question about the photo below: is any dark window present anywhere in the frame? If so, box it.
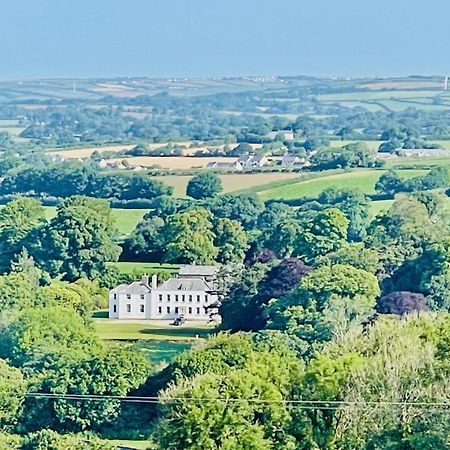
[158,307,162,314]
[140,294,145,300]
[196,307,200,314]
[167,306,170,313]
[113,305,117,313]
[175,295,179,302]
[167,295,171,302]
[188,307,192,314]
[140,305,144,313]
[205,295,208,303]
[197,295,201,302]
[126,294,131,300]
[175,307,179,314]
[126,304,131,313]
[182,295,185,302]
[189,295,193,302]
[113,294,117,300]
[159,294,163,301]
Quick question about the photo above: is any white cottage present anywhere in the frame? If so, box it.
[108,266,220,321]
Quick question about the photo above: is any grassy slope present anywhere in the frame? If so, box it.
[256,169,427,201]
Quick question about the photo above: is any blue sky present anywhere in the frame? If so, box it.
[1,0,449,79]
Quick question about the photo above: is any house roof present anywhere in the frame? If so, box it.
[110,281,151,295]
[178,265,219,277]
[154,277,213,292]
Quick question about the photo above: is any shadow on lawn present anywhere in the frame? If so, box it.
[139,327,212,338]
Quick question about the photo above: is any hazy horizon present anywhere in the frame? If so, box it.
[1,0,449,80]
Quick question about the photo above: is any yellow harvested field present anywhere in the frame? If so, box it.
[107,156,238,169]
[153,172,301,196]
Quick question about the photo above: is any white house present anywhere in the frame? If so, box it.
[108,266,221,321]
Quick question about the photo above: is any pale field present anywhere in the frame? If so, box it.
[153,172,301,196]
[329,140,381,151]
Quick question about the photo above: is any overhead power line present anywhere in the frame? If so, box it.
[23,392,450,412]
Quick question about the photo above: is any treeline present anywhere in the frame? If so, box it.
[375,166,450,196]
[0,164,172,202]
[16,101,450,147]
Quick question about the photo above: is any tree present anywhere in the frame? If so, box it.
[266,264,380,349]
[220,264,271,332]
[295,208,349,264]
[0,197,46,272]
[31,197,121,281]
[154,333,303,450]
[122,217,165,262]
[315,314,450,448]
[0,272,35,311]
[375,170,406,196]
[0,359,26,429]
[162,208,218,264]
[376,291,429,315]
[319,243,380,273]
[213,218,248,264]
[220,259,312,333]
[186,172,223,199]
[0,306,102,368]
[210,194,264,230]
[36,347,150,431]
[21,430,113,449]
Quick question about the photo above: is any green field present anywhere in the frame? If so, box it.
[108,262,180,275]
[256,169,427,201]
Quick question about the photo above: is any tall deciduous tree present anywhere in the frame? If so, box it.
[213,218,248,264]
[162,208,218,264]
[31,197,121,281]
[0,198,46,272]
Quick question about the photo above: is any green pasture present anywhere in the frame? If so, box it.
[256,169,426,201]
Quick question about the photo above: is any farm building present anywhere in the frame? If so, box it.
[206,160,243,170]
[238,154,269,167]
[108,265,221,321]
[281,154,308,166]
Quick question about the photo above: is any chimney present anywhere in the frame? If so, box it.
[141,274,149,286]
[152,274,158,289]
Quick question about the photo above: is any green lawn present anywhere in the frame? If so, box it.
[94,319,212,341]
[256,169,426,201]
[132,340,193,365]
[107,262,180,275]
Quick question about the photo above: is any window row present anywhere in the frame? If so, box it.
[113,294,146,300]
[112,304,144,313]
[158,294,208,303]
[158,306,202,315]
